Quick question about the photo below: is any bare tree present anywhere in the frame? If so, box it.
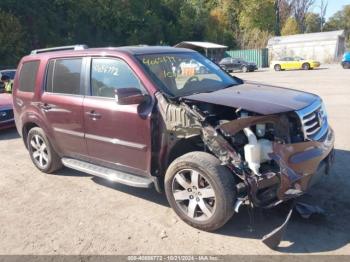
[279,0,294,26]
[319,0,328,31]
[291,0,315,33]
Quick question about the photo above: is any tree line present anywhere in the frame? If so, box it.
[0,0,349,66]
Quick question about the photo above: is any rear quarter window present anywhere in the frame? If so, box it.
[18,61,40,92]
[46,58,82,95]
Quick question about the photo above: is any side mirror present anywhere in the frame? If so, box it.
[115,87,147,105]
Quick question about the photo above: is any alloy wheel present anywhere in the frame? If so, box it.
[172,169,216,221]
[30,134,49,169]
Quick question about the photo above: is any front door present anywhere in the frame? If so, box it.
[283,57,294,70]
[83,57,152,176]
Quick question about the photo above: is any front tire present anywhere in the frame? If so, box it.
[27,127,62,173]
[302,63,310,70]
[242,66,248,73]
[164,152,236,231]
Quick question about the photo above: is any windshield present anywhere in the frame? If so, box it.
[136,52,240,97]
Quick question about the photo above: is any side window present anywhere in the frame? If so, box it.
[19,61,40,92]
[46,58,82,95]
[91,58,143,98]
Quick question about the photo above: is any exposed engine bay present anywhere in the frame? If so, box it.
[156,92,334,207]
[154,91,335,248]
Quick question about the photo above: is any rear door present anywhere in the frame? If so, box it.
[83,57,152,176]
[40,57,88,157]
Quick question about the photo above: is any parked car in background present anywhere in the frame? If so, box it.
[341,52,350,69]
[270,57,320,71]
[0,93,14,130]
[219,57,257,72]
[0,69,16,92]
[179,59,208,74]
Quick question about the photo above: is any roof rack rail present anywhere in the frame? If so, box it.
[30,45,88,55]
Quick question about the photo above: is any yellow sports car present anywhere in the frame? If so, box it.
[270,56,321,71]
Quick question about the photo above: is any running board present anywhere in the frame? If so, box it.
[61,158,154,188]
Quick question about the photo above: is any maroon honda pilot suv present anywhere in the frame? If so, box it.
[13,45,334,246]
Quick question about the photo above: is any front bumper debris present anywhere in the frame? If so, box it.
[271,127,335,200]
[262,201,294,249]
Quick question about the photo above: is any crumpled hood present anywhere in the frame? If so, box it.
[0,93,13,109]
[184,81,319,115]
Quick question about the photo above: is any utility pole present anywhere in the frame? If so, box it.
[275,0,281,36]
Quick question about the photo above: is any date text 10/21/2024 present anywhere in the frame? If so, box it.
[127,255,220,261]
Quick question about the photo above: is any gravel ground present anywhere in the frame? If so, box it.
[0,64,349,255]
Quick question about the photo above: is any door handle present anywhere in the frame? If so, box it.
[87,110,101,119]
[40,103,52,111]
[16,98,23,107]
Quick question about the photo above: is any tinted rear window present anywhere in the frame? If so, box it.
[19,61,40,92]
[46,58,82,95]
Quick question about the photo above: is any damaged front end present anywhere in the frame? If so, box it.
[155,92,335,248]
[183,98,334,207]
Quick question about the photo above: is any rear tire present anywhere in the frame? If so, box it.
[27,127,62,173]
[164,152,236,231]
[302,63,310,70]
[242,66,248,73]
[274,64,281,71]
[343,62,350,69]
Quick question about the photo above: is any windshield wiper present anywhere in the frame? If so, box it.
[223,83,238,89]
[181,89,218,97]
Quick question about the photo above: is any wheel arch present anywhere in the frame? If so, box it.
[21,115,59,155]
[274,63,282,70]
[165,136,205,173]
[22,122,39,149]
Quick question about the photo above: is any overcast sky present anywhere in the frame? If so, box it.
[313,0,350,20]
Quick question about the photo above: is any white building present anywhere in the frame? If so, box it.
[267,30,346,63]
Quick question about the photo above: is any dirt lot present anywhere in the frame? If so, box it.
[0,64,349,255]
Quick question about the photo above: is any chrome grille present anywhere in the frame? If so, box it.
[296,99,328,141]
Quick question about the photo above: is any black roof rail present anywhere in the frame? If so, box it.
[30,45,88,55]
